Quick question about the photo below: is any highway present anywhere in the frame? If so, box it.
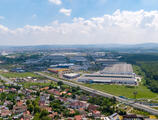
[35,72,158,115]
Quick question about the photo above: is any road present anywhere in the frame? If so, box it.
[35,72,158,115]
[0,74,14,85]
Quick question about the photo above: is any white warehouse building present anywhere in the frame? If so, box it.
[78,63,137,85]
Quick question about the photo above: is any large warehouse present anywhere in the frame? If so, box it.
[78,63,137,85]
[100,63,134,75]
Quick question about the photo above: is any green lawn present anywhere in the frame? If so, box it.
[84,84,158,99]
[0,72,43,78]
[22,82,52,88]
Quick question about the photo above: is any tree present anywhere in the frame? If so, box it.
[49,94,55,101]
[36,91,40,96]
[32,100,38,106]
[26,100,31,105]
[41,116,51,120]
[0,92,6,101]
[72,94,76,99]
[28,104,34,113]
[133,91,138,99]
[57,81,63,86]
[7,104,13,110]
[34,105,41,113]
[39,110,49,118]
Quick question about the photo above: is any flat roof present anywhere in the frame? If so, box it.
[79,77,136,81]
[101,63,133,74]
[84,73,135,78]
[64,73,80,77]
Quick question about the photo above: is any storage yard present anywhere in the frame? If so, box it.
[78,63,137,85]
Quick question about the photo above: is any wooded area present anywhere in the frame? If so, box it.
[121,53,158,93]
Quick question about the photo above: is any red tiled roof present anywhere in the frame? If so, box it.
[1,109,11,117]
[40,87,49,91]
[48,89,60,95]
[17,101,23,106]
[92,110,100,114]
[67,93,72,96]
[70,101,87,109]
[88,104,98,112]
[74,115,82,120]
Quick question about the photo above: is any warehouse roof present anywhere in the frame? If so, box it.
[64,73,80,77]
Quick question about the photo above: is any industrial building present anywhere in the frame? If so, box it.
[63,73,80,79]
[69,56,87,63]
[50,63,74,68]
[78,76,137,85]
[42,54,67,64]
[78,63,137,85]
[100,63,133,75]
[95,59,119,66]
[69,65,88,71]
[48,68,69,74]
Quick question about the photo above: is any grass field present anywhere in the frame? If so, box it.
[22,82,52,88]
[44,71,158,99]
[0,72,44,78]
[84,84,158,99]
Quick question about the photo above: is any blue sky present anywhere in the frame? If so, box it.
[1,0,158,28]
[1,0,158,45]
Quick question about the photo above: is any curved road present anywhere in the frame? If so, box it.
[35,72,158,115]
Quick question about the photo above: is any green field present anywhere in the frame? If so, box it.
[22,82,52,88]
[0,72,43,78]
[85,84,158,99]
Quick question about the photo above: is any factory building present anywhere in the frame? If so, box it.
[69,56,87,63]
[78,76,137,85]
[78,63,137,85]
[63,73,80,79]
[50,63,74,68]
[42,54,67,64]
[100,63,134,75]
[95,59,119,66]
[69,65,88,71]
[48,68,69,74]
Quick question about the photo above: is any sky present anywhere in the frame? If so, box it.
[1,0,158,45]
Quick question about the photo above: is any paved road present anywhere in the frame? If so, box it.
[0,74,14,85]
[35,72,158,115]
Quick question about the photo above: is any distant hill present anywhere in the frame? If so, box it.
[1,43,158,53]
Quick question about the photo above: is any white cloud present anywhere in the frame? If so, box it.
[48,0,62,5]
[1,10,158,45]
[32,14,37,19]
[0,16,5,20]
[59,8,72,16]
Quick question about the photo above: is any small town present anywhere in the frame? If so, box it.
[0,49,157,120]
[1,0,158,119]
[0,77,157,120]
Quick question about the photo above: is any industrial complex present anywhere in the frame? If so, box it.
[78,63,137,85]
[45,53,138,85]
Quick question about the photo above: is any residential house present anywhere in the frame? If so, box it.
[0,109,11,118]
[74,115,82,120]
[68,101,87,109]
[92,110,101,118]
[87,104,99,112]
[48,89,60,96]
[13,101,27,114]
